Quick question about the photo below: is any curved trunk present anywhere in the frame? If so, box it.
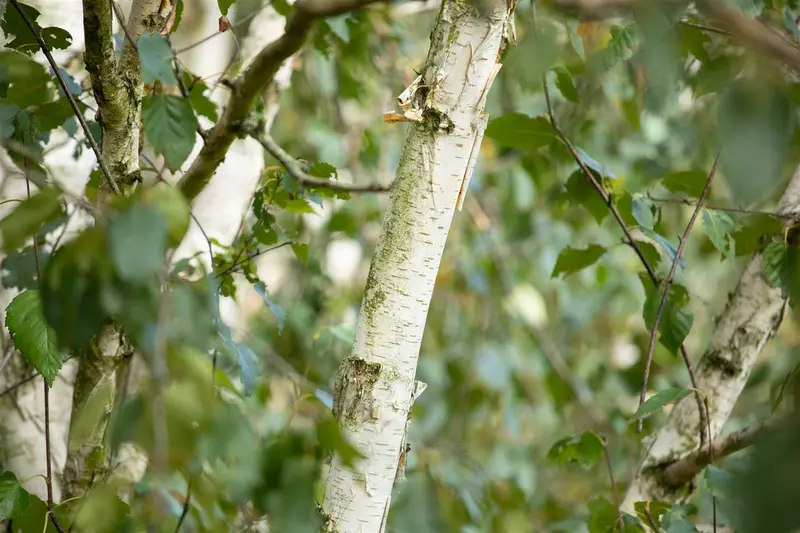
[321,2,514,531]
[622,168,800,510]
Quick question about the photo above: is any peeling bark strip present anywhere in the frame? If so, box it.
[321,2,516,532]
[622,169,800,510]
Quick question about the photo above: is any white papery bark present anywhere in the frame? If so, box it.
[321,1,513,531]
[622,169,800,510]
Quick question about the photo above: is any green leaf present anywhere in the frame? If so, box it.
[316,418,364,468]
[142,94,198,171]
[108,204,167,283]
[598,25,637,69]
[0,50,53,107]
[5,289,67,386]
[138,32,178,86]
[0,187,63,252]
[566,19,585,60]
[732,214,783,256]
[587,496,621,533]
[643,229,685,269]
[547,431,605,469]
[551,244,607,278]
[761,240,800,304]
[632,240,662,270]
[218,0,236,15]
[0,103,18,138]
[702,209,736,256]
[575,147,616,178]
[253,282,285,332]
[554,67,579,102]
[630,388,691,421]
[1,246,50,290]
[718,81,795,205]
[189,79,218,122]
[485,113,557,151]
[642,283,693,354]
[1,3,72,52]
[41,227,110,351]
[661,170,707,198]
[763,241,789,292]
[662,511,697,533]
[0,471,30,519]
[33,98,74,132]
[631,195,655,230]
[564,170,609,224]
[291,242,309,264]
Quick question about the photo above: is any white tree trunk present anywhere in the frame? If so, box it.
[321,2,513,531]
[622,168,800,510]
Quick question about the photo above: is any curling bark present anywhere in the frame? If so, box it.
[622,168,800,510]
[321,1,515,531]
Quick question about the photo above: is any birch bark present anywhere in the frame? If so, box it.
[622,169,800,510]
[321,1,515,531]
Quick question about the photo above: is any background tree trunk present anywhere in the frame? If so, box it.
[622,168,800,510]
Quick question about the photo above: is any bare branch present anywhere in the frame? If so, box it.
[177,0,383,201]
[638,155,718,432]
[662,418,775,488]
[696,0,800,74]
[550,0,800,74]
[249,131,390,193]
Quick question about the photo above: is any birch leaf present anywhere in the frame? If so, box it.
[5,289,66,386]
[138,32,178,86]
[551,244,607,278]
[142,94,198,170]
[630,388,691,421]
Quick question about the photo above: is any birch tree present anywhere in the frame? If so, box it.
[321,1,515,530]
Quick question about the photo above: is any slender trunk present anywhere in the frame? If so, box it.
[321,2,514,531]
[622,168,800,510]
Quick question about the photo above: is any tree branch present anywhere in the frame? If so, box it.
[82,0,173,192]
[551,0,800,74]
[176,0,383,201]
[662,418,774,488]
[542,74,709,446]
[696,0,800,74]
[249,131,390,193]
[638,155,718,432]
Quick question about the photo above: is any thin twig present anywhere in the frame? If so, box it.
[637,155,719,432]
[175,478,192,532]
[542,74,709,446]
[249,131,391,193]
[679,19,731,36]
[541,76,657,282]
[111,1,137,50]
[8,0,120,195]
[20,156,66,533]
[0,372,40,397]
[602,436,623,527]
[648,194,794,220]
[172,57,209,141]
[214,240,293,278]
